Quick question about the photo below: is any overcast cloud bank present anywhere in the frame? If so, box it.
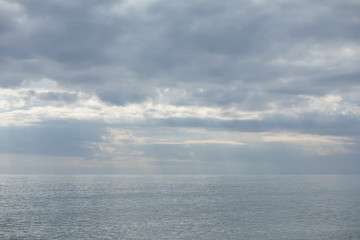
[1,0,359,174]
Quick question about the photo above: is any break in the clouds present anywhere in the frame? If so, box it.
[0,0,359,174]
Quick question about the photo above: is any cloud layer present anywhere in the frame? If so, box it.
[0,0,359,173]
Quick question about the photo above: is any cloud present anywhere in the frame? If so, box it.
[2,0,359,96]
[0,120,104,157]
[0,0,359,173]
[261,132,354,156]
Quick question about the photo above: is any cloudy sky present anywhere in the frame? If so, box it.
[0,0,359,174]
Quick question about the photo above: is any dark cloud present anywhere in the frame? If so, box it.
[97,81,155,105]
[1,0,358,103]
[38,91,78,103]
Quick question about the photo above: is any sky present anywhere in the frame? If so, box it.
[0,0,359,174]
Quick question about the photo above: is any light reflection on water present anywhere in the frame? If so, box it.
[0,175,360,239]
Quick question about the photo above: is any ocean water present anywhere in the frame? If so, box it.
[0,175,359,240]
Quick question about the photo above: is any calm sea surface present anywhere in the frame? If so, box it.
[0,175,359,239]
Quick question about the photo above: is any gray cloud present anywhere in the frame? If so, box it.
[0,0,359,173]
[147,114,360,137]
[38,91,78,103]
[0,120,104,157]
[1,0,359,96]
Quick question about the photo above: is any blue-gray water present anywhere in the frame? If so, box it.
[1,175,360,240]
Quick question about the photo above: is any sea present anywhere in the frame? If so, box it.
[0,175,359,240]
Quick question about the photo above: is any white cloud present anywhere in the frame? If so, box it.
[261,132,354,155]
[1,79,359,128]
[0,79,264,126]
[299,94,360,115]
